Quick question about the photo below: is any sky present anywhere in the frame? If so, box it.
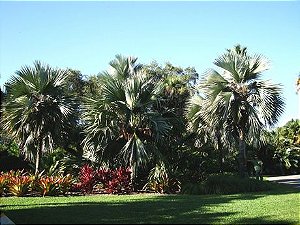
[0,1,299,127]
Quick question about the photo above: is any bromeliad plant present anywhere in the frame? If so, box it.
[0,172,9,196]
[0,170,74,197]
[6,170,32,196]
[143,162,169,193]
[143,162,181,194]
[36,174,73,196]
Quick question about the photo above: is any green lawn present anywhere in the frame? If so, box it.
[1,186,299,224]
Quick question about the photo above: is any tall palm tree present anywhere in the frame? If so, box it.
[82,55,171,183]
[1,61,75,175]
[190,45,285,177]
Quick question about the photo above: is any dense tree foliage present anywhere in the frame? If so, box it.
[0,46,292,193]
[259,119,300,175]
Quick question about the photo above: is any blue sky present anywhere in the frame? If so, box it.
[0,1,299,127]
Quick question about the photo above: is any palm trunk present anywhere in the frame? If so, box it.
[219,149,224,174]
[129,152,135,191]
[217,133,224,174]
[238,131,247,178]
[35,138,43,176]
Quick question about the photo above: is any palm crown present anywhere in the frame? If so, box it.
[201,47,285,141]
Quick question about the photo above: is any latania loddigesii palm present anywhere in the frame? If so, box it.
[1,61,75,175]
[83,55,171,180]
[188,46,285,176]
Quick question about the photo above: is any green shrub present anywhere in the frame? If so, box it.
[181,182,205,195]
[143,163,181,194]
[143,163,169,193]
[181,174,273,195]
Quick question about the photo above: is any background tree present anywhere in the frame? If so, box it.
[1,61,76,175]
[143,62,209,185]
[260,119,300,175]
[186,94,231,174]
[60,69,87,156]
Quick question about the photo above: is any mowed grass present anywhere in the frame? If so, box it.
[1,185,299,224]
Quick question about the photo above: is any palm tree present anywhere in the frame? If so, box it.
[1,61,75,175]
[82,55,171,184]
[190,45,285,177]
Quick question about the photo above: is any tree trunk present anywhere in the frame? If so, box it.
[238,131,247,178]
[129,152,135,191]
[35,138,43,176]
[217,133,224,174]
[219,148,225,174]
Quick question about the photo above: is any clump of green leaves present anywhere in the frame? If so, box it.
[181,174,273,195]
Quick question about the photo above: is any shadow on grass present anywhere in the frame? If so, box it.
[1,186,298,224]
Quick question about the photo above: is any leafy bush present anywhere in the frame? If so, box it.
[75,164,132,194]
[181,174,273,195]
[261,119,300,175]
[143,163,169,193]
[181,182,205,195]
[105,167,132,194]
[274,147,300,174]
[0,150,30,172]
[143,163,181,194]
[74,164,96,194]
[0,134,20,157]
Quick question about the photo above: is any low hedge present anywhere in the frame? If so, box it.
[181,174,274,195]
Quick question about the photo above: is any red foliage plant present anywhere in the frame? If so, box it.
[75,164,132,194]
